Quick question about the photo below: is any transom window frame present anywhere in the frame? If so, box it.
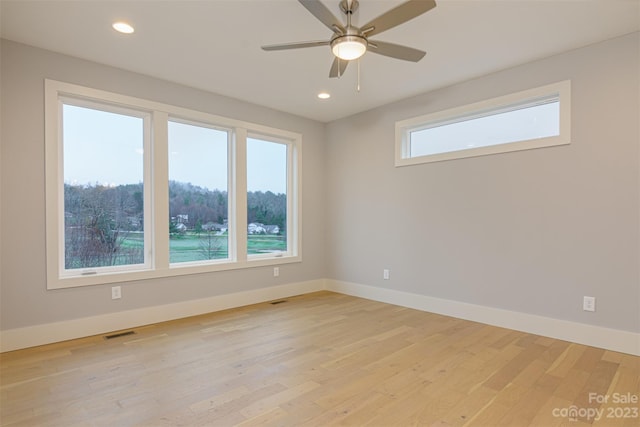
[395,80,571,166]
[45,79,302,289]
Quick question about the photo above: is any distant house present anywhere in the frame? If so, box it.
[248,223,280,235]
[127,216,141,228]
[264,225,280,234]
[248,223,266,234]
[203,222,228,234]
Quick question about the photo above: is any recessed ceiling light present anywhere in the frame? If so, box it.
[112,21,135,34]
[317,92,331,100]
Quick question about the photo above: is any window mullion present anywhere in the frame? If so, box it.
[152,111,170,269]
[234,128,248,262]
[287,144,296,256]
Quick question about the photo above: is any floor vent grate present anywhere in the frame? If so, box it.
[104,331,136,340]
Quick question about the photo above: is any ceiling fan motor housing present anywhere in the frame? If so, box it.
[332,1,367,61]
[339,0,359,15]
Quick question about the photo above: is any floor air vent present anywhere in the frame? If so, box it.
[104,330,136,340]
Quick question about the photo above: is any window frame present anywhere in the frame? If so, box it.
[395,80,571,166]
[45,79,302,289]
[245,133,298,261]
[166,117,233,267]
[57,97,153,277]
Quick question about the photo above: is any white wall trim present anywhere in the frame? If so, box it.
[3,278,638,356]
[326,279,640,356]
[0,279,326,353]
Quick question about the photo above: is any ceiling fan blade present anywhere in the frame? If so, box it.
[262,40,329,51]
[298,0,345,33]
[368,40,426,62]
[361,0,436,37]
[329,57,349,78]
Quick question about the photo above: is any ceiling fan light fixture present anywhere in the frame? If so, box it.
[112,21,135,34]
[331,35,367,61]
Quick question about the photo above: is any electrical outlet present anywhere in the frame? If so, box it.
[273,267,280,277]
[111,286,121,300]
[383,269,390,280]
[583,296,595,312]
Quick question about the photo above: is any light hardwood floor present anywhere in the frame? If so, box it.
[1,291,638,426]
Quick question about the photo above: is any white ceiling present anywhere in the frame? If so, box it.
[1,0,638,122]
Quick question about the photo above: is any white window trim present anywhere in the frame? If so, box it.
[56,97,154,278]
[45,79,302,289]
[395,80,571,166]
[245,132,300,262]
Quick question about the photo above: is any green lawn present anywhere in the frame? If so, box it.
[117,231,286,264]
[245,235,288,254]
[169,232,286,263]
[169,233,228,263]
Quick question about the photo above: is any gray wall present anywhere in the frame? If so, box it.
[0,40,326,330]
[325,33,639,333]
[2,33,639,336]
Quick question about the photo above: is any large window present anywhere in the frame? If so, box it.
[168,120,230,264]
[395,80,571,166]
[61,102,150,274]
[45,80,301,289]
[247,137,288,257]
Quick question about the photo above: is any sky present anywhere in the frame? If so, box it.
[62,104,287,194]
[410,101,559,157]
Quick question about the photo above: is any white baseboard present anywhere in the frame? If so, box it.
[0,279,326,353]
[326,279,640,356]
[3,278,638,356]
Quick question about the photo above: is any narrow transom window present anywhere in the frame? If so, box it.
[396,80,571,166]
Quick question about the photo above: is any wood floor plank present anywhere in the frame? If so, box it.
[429,385,497,427]
[1,291,638,427]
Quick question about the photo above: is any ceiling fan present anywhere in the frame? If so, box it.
[262,0,437,78]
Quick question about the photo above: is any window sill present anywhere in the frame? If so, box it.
[48,255,302,289]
